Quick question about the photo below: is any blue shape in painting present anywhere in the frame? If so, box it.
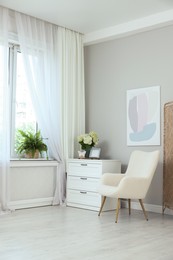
[129,123,156,142]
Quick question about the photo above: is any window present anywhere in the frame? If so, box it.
[0,46,4,148]
[0,46,3,117]
[9,45,37,157]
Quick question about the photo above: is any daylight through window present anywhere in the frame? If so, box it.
[10,46,37,157]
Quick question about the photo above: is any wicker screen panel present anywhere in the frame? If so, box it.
[163,101,173,211]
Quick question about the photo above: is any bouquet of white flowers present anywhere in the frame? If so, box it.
[77,131,99,151]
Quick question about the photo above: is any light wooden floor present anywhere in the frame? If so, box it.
[0,205,173,260]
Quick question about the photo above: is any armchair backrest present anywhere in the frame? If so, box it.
[126,150,160,180]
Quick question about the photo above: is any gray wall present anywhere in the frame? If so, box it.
[84,25,173,206]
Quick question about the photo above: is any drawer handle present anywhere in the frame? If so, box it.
[80,191,87,194]
[80,177,87,180]
[81,163,87,166]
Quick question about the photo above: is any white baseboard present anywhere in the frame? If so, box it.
[8,197,53,210]
[7,198,173,216]
[121,200,173,216]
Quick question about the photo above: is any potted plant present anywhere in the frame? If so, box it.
[16,129,48,159]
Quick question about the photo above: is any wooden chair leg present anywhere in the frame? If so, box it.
[128,199,131,215]
[139,199,148,221]
[115,198,121,223]
[98,196,106,216]
[162,204,166,214]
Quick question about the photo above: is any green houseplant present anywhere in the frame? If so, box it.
[16,130,48,159]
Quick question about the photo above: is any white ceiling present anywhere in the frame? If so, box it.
[1,0,173,34]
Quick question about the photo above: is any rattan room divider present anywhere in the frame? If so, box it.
[163,101,173,213]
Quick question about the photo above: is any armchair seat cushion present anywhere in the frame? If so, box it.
[98,184,118,198]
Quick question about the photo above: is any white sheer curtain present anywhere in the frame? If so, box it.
[0,7,10,212]
[15,12,85,204]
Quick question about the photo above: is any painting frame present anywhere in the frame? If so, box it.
[89,147,101,159]
[127,86,160,146]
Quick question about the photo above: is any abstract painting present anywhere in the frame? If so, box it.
[127,86,160,146]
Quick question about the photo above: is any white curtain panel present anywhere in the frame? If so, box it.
[15,12,85,204]
[57,27,85,163]
[54,27,85,204]
[0,7,10,212]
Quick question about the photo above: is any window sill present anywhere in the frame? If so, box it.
[10,158,59,167]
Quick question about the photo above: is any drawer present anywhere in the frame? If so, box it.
[68,162,101,178]
[67,176,99,192]
[67,189,101,207]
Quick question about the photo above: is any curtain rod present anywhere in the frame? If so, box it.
[1,5,84,36]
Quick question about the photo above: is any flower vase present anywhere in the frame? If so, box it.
[84,147,91,158]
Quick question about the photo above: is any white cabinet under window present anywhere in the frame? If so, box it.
[9,160,58,210]
[67,159,121,211]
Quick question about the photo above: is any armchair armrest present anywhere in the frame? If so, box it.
[118,176,150,199]
[101,173,125,186]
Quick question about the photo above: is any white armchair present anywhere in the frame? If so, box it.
[98,150,160,223]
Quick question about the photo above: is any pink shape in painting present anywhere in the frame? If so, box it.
[128,92,156,142]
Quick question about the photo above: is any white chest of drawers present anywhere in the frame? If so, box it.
[67,159,121,211]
